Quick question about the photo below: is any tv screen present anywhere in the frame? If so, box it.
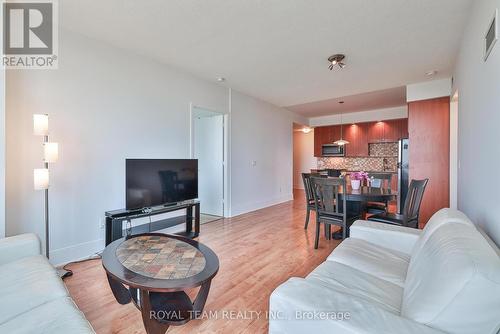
[126,159,198,210]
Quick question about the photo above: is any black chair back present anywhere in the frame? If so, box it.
[403,179,429,225]
[301,173,315,204]
[310,177,346,221]
[326,169,341,177]
[368,173,392,189]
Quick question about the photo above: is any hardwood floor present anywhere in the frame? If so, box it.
[65,190,341,334]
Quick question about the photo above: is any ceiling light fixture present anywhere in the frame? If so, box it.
[328,54,346,70]
[426,70,438,77]
[301,127,312,134]
[334,111,349,146]
[216,77,226,82]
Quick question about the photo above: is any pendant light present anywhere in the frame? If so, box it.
[334,108,349,146]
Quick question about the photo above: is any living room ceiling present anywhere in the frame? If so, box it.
[287,87,407,117]
[59,0,472,108]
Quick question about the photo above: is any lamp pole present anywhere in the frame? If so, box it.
[44,134,49,259]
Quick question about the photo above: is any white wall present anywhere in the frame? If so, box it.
[453,0,500,246]
[293,130,316,189]
[6,29,302,263]
[309,106,407,127]
[0,2,5,238]
[229,90,297,216]
[406,78,452,102]
[5,29,230,263]
[0,67,4,238]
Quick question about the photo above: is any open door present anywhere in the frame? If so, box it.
[193,107,224,217]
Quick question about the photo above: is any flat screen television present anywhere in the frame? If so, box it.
[126,159,198,210]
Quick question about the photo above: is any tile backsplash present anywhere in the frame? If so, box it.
[318,142,398,172]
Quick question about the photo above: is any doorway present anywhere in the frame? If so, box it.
[191,106,226,221]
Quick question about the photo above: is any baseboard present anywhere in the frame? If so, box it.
[230,194,293,217]
[50,238,105,267]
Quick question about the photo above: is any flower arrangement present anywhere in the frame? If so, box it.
[349,171,369,181]
[349,171,369,190]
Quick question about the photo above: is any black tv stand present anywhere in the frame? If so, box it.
[105,200,200,245]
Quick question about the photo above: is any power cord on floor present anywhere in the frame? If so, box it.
[61,252,102,279]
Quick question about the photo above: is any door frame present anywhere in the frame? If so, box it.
[189,103,230,217]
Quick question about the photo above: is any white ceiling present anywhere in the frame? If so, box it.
[59,0,472,108]
[287,86,406,117]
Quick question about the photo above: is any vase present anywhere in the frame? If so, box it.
[351,179,361,190]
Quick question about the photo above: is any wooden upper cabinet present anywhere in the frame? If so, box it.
[345,123,368,156]
[314,119,407,157]
[344,125,357,157]
[314,126,327,157]
[367,121,385,143]
[383,119,401,142]
[399,118,409,139]
[314,125,342,157]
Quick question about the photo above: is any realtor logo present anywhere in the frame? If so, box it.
[2,0,58,69]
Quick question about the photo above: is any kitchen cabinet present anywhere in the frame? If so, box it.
[383,119,401,142]
[367,121,385,143]
[314,125,341,157]
[408,97,449,228]
[399,118,409,138]
[345,123,368,157]
[314,119,408,157]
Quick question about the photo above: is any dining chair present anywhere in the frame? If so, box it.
[310,177,360,249]
[366,173,393,215]
[302,173,316,229]
[368,178,429,228]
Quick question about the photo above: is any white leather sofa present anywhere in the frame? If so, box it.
[269,209,500,334]
[0,233,95,333]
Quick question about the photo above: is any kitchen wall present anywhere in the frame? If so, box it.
[453,0,500,246]
[293,129,317,189]
[6,29,304,264]
[318,142,398,172]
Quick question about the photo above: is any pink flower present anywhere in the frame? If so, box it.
[349,171,369,181]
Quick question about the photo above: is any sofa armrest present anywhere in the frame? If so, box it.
[269,278,447,334]
[349,220,421,255]
[0,233,42,265]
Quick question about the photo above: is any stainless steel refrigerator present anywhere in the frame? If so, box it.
[397,138,410,214]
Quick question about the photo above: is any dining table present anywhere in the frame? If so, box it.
[333,184,398,238]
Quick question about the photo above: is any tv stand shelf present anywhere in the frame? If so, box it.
[105,200,200,246]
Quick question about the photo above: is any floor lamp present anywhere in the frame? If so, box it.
[33,114,71,278]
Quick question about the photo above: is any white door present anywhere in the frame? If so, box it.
[194,112,224,216]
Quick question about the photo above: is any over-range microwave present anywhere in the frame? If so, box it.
[321,144,345,157]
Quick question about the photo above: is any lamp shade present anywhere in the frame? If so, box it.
[33,114,49,136]
[34,168,49,190]
[43,142,58,163]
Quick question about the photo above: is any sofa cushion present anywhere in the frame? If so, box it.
[410,208,473,259]
[306,261,403,314]
[402,223,500,334]
[0,297,94,334]
[327,238,410,287]
[0,255,69,324]
[269,278,447,334]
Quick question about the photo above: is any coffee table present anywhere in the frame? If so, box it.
[102,233,219,334]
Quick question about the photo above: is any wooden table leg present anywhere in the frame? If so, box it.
[140,290,170,334]
[193,280,212,312]
[106,274,131,305]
